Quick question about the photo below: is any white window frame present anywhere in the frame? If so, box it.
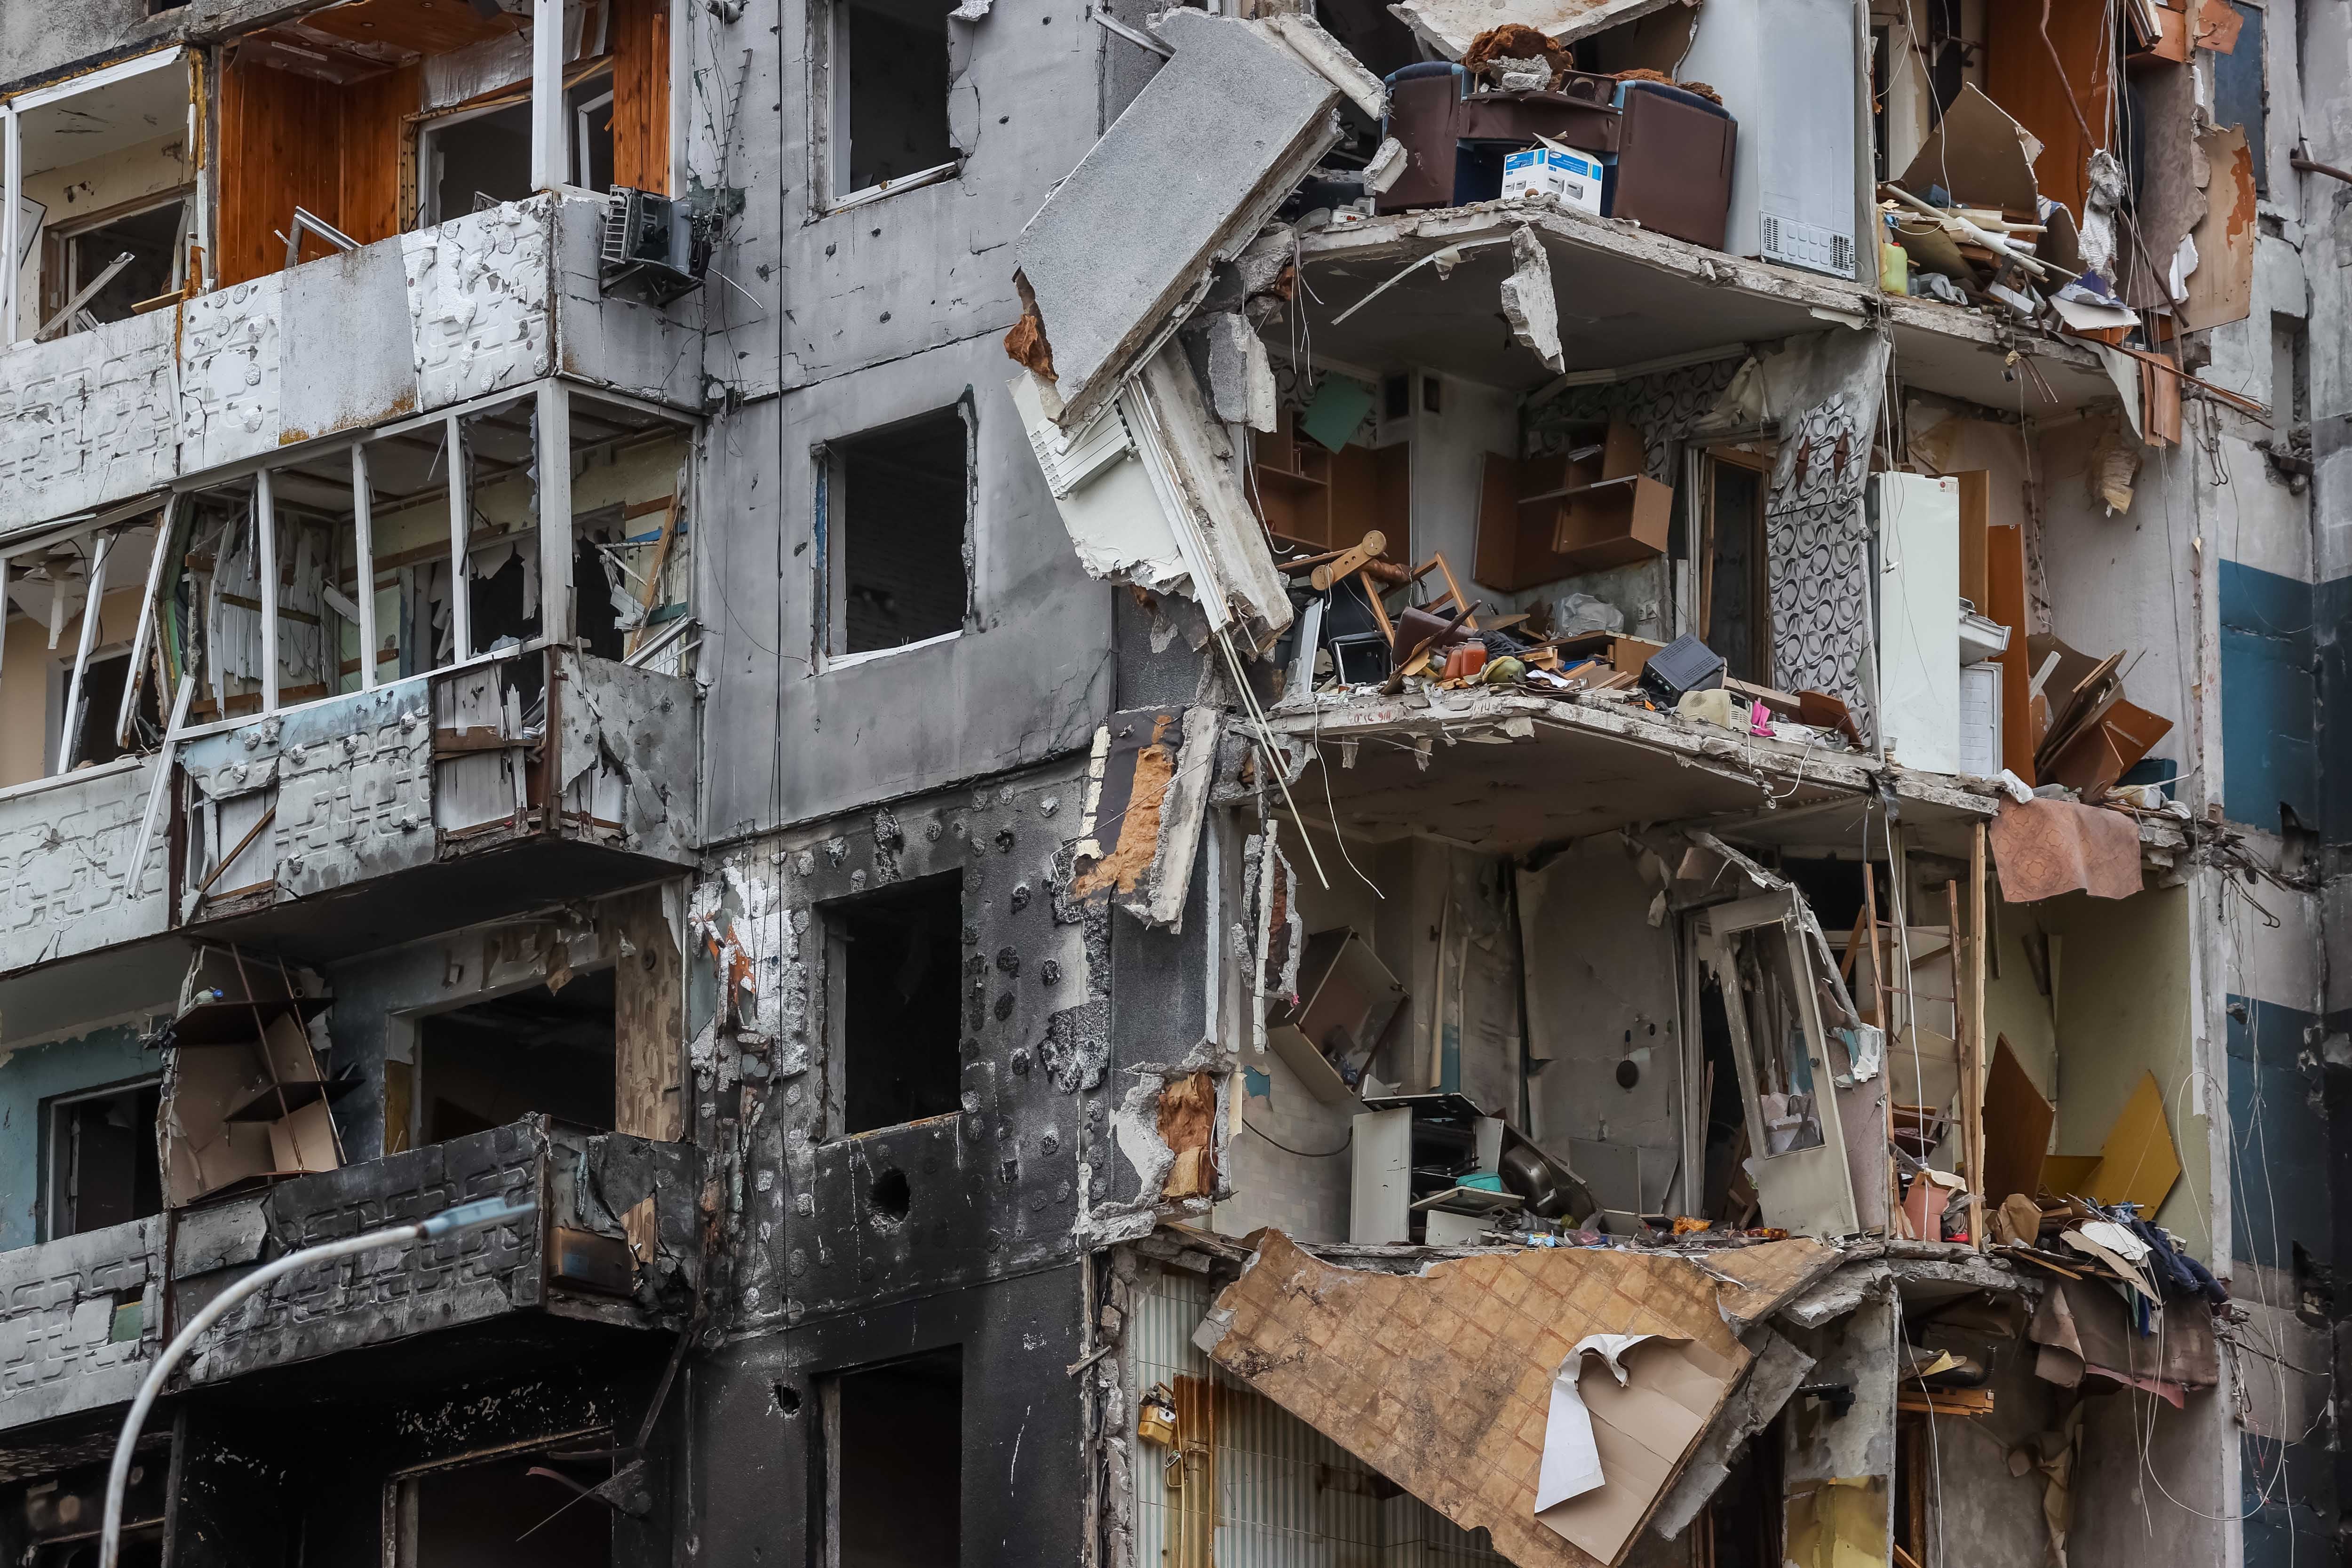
[811,0,962,215]
[0,46,191,349]
[812,398,976,670]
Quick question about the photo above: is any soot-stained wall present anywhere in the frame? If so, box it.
[694,759,1121,1329]
[690,1262,1087,1568]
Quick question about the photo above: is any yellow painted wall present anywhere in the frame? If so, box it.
[0,585,146,789]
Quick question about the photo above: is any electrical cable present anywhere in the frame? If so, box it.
[1243,1118,1351,1159]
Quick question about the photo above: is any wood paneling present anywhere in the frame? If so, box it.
[217,52,419,285]
[612,0,671,192]
[341,64,422,245]
[1985,521,2032,783]
[302,0,524,55]
[1984,0,2112,220]
[218,53,346,287]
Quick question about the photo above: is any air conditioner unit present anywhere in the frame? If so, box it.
[1675,0,1860,280]
[600,186,710,303]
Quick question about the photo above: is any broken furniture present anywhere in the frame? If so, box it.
[1377,62,1622,212]
[1476,421,1671,590]
[2027,633,2173,797]
[1265,926,1408,1102]
[1597,80,1737,252]
[1252,408,1411,551]
[159,945,348,1205]
[1351,1092,1595,1243]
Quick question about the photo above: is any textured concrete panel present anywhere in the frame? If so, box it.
[270,682,438,900]
[0,762,170,979]
[550,191,704,411]
[279,239,419,441]
[178,272,285,473]
[1010,9,1338,427]
[0,1217,162,1433]
[404,200,556,410]
[0,311,176,538]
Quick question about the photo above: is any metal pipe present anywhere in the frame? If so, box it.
[99,1198,536,1567]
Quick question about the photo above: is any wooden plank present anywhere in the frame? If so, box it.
[341,63,421,245]
[1968,827,1989,1248]
[219,51,345,286]
[303,0,524,55]
[1984,0,2113,220]
[612,0,672,192]
[1955,470,1989,612]
[1981,1035,2054,1206]
[1986,522,2032,784]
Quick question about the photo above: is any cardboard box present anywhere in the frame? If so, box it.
[1502,146,1606,215]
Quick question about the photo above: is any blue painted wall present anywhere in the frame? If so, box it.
[0,1024,156,1253]
[2218,561,2319,833]
[2316,574,2350,848]
[2227,995,2327,1268]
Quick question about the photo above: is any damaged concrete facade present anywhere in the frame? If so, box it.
[0,1,2342,1568]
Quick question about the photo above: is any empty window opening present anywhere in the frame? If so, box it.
[832,0,958,197]
[415,968,617,1146]
[1694,975,1753,1225]
[826,406,970,657]
[51,198,186,334]
[827,873,963,1136]
[1697,452,1770,687]
[73,650,164,769]
[45,1080,163,1240]
[824,1348,962,1568]
[394,1444,613,1568]
[424,102,534,225]
[576,89,617,194]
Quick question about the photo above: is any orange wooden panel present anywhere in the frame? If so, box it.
[340,64,421,245]
[1986,522,2032,784]
[218,52,346,287]
[303,0,523,55]
[1984,0,2113,220]
[612,0,671,192]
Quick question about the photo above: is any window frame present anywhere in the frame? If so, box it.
[41,1072,164,1243]
[808,0,963,215]
[811,396,977,670]
[817,869,968,1142]
[40,185,193,338]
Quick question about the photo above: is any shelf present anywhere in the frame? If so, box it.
[223,1075,361,1123]
[166,994,332,1047]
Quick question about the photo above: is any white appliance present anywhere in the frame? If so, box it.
[1674,0,1861,279]
[1874,473,1961,773]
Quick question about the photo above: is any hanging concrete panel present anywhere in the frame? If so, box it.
[1010,8,1341,432]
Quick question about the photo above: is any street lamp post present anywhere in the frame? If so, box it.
[98,1195,537,1568]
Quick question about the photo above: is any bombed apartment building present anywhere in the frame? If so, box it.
[0,0,2338,1566]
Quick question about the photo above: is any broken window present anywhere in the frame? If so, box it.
[1697,451,1771,686]
[821,405,971,658]
[825,0,960,203]
[414,968,618,1146]
[44,1079,164,1239]
[2,48,194,345]
[822,1347,962,1567]
[390,1442,614,1568]
[570,393,697,663]
[45,194,188,335]
[824,873,963,1136]
[0,510,175,784]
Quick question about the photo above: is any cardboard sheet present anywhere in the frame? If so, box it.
[2181,125,2255,330]
[1536,1335,1734,1560]
[1897,86,2042,215]
[1198,1231,1752,1568]
[1986,796,2143,901]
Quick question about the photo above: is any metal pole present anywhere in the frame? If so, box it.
[352,442,379,690]
[255,471,278,712]
[99,1197,534,1568]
